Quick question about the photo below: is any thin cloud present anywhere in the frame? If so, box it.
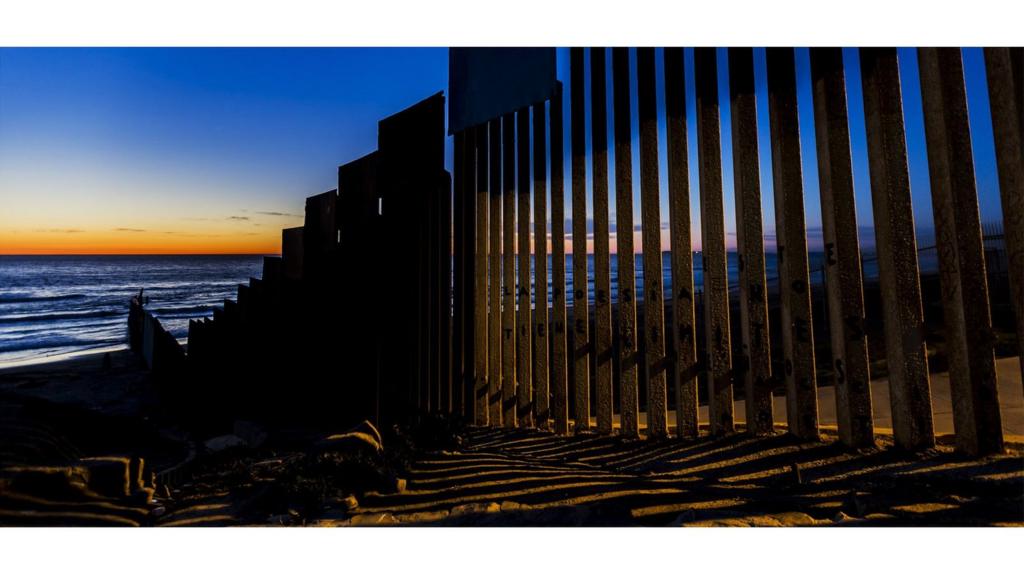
[227,216,250,221]
[254,211,301,217]
[164,232,227,238]
[34,228,84,234]
[114,228,147,233]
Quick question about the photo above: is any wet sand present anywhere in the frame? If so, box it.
[0,349,152,418]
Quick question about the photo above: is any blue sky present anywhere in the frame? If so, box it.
[0,47,1005,254]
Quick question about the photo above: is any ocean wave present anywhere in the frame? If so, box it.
[0,293,88,304]
[0,309,124,325]
[0,255,263,363]
[142,282,242,293]
[0,317,124,338]
[0,335,123,353]
[147,304,215,315]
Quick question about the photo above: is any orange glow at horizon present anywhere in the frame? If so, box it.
[0,149,306,256]
[0,229,283,256]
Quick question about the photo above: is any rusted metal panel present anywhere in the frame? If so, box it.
[613,47,639,437]
[434,175,443,413]
[767,47,819,441]
[262,256,282,287]
[570,47,591,432]
[448,48,557,135]
[809,47,874,448]
[376,92,447,424]
[440,162,453,415]
[695,47,735,437]
[859,48,934,450]
[453,131,466,416]
[517,107,534,427]
[728,47,773,437]
[416,182,429,411]
[533,101,551,428]
[463,127,478,422]
[425,163,438,412]
[590,47,614,434]
[303,189,339,283]
[919,47,1003,456]
[282,227,304,282]
[637,47,668,438]
[474,123,490,425]
[550,83,570,435]
[489,118,503,426]
[502,113,518,427]
[665,47,698,439]
[236,283,250,322]
[984,47,1024,388]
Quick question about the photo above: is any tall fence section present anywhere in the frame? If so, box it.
[130,47,1022,458]
[445,47,1022,458]
[133,94,450,429]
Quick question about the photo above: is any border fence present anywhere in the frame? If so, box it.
[445,47,1022,457]
[130,47,1022,458]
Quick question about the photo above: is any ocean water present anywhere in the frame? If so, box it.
[0,249,939,367]
[548,249,920,307]
[559,251,820,308]
[0,255,264,366]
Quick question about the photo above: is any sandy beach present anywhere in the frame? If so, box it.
[1,349,1021,526]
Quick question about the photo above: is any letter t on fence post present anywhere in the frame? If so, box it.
[859,48,934,451]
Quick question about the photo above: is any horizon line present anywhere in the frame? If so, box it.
[0,252,282,257]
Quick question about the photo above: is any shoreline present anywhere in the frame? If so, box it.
[0,342,1020,527]
[3,344,1020,438]
[0,345,128,374]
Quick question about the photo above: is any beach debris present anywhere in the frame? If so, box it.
[128,457,147,491]
[252,458,284,468]
[863,512,897,522]
[317,420,385,455]
[79,456,132,498]
[394,510,449,524]
[151,506,166,518]
[347,512,398,526]
[680,511,826,527]
[1,458,164,526]
[450,502,501,516]
[844,490,872,516]
[318,433,382,458]
[131,486,157,505]
[833,511,858,523]
[383,474,407,494]
[203,434,247,454]
[352,420,384,448]
[233,420,268,449]
[267,513,292,525]
[669,509,698,526]
[790,462,803,485]
[0,465,91,500]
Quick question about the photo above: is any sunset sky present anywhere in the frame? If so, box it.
[0,48,1005,255]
